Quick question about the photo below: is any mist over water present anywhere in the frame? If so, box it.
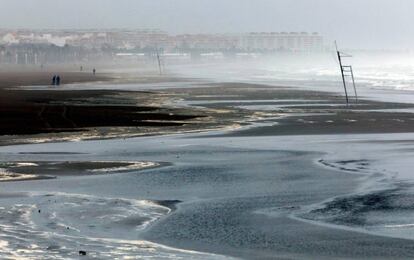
[2,1,414,259]
[165,51,414,97]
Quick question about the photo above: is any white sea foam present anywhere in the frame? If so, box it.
[384,224,414,228]
[87,161,158,173]
[0,192,232,259]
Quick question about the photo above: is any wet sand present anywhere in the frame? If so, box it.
[3,68,414,137]
[0,74,235,145]
[0,161,165,181]
[5,73,414,145]
[0,71,111,89]
[172,83,414,137]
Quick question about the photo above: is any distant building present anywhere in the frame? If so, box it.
[238,32,323,52]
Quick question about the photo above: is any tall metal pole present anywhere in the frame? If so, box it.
[335,41,349,105]
[156,49,162,75]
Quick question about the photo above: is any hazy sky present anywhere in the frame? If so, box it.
[1,0,413,49]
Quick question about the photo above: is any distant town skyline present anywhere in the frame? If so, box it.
[1,0,414,49]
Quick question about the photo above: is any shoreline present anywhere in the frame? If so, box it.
[2,72,414,258]
[2,75,414,191]
[0,70,113,89]
[3,71,414,146]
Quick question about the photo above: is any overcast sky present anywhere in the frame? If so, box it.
[0,0,413,49]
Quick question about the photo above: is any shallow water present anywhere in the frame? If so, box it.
[2,130,414,258]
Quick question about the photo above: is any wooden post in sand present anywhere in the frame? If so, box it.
[335,42,358,105]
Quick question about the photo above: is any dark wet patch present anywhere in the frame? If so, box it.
[156,200,183,211]
[0,87,206,136]
[46,244,61,251]
[19,152,88,155]
[318,159,370,173]
[0,104,201,135]
[336,160,369,165]
[302,186,414,226]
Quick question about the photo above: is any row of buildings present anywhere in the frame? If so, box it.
[0,29,324,64]
[176,32,323,52]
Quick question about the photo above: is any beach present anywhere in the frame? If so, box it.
[0,70,247,146]
[1,65,414,259]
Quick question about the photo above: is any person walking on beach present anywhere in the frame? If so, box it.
[93,68,96,75]
[52,75,56,85]
[80,66,83,72]
[56,75,61,86]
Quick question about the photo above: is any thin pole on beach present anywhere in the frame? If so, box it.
[335,41,349,105]
[335,41,358,105]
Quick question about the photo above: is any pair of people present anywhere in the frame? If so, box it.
[52,75,61,86]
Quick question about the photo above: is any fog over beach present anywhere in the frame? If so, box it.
[2,1,414,259]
